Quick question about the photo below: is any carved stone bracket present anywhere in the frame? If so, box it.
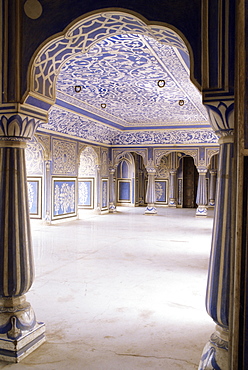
[35,133,51,161]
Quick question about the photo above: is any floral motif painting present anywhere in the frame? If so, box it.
[78,179,94,208]
[155,180,168,204]
[102,179,108,210]
[52,178,76,219]
[27,177,42,218]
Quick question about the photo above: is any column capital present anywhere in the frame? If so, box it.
[197,167,208,174]
[109,168,115,175]
[0,114,40,140]
[45,160,51,172]
[210,169,217,175]
[145,159,156,174]
[204,100,234,138]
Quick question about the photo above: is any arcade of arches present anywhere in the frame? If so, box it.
[1,1,247,369]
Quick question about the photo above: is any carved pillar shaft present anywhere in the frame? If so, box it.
[169,169,177,207]
[209,170,217,206]
[145,167,157,214]
[199,100,234,370]
[0,115,45,362]
[0,142,34,297]
[196,168,208,216]
[206,136,233,327]
[96,165,101,212]
[45,160,52,223]
[138,170,145,205]
[109,167,116,212]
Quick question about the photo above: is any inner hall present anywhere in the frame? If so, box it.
[1,2,245,369]
[0,207,214,370]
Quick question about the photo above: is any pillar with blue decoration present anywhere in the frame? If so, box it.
[199,100,234,369]
[0,114,46,362]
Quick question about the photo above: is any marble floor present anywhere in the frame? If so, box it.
[0,206,215,370]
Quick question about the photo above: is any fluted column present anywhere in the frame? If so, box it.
[209,169,217,206]
[199,100,234,370]
[169,169,177,207]
[44,160,52,223]
[138,170,145,205]
[196,168,208,216]
[144,164,157,215]
[109,166,116,213]
[96,165,101,213]
[0,115,45,362]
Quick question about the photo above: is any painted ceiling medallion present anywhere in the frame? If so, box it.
[179,100,185,106]
[157,80,166,88]
[101,103,107,109]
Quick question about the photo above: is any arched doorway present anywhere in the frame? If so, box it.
[78,146,99,211]
[182,155,198,208]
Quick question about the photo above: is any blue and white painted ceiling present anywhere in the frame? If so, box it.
[40,33,217,146]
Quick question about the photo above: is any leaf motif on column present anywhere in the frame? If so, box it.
[205,101,234,135]
[0,115,39,138]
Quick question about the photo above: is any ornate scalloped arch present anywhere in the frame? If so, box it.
[78,145,99,177]
[154,148,199,168]
[28,11,191,105]
[113,148,147,167]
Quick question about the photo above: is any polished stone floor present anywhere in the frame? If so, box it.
[0,206,215,370]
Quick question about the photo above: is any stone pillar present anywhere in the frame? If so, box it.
[44,160,52,223]
[96,165,101,213]
[138,170,145,205]
[209,169,217,207]
[196,167,208,216]
[0,115,45,362]
[198,101,234,370]
[144,166,157,215]
[109,166,116,213]
[169,152,177,207]
[169,169,177,207]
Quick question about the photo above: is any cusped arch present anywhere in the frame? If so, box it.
[27,10,194,106]
[113,148,147,167]
[155,149,199,168]
[78,145,99,177]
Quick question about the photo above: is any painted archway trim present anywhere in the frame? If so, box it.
[26,11,191,106]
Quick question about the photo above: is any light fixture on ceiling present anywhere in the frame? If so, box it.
[179,99,184,106]
[101,103,107,109]
[157,79,165,88]
[75,85,82,93]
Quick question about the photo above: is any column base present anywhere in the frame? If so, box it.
[169,199,177,207]
[198,325,228,370]
[144,204,157,215]
[0,296,46,362]
[109,204,117,213]
[0,322,46,363]
[196,206,208,217]
[209,200,215,207]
